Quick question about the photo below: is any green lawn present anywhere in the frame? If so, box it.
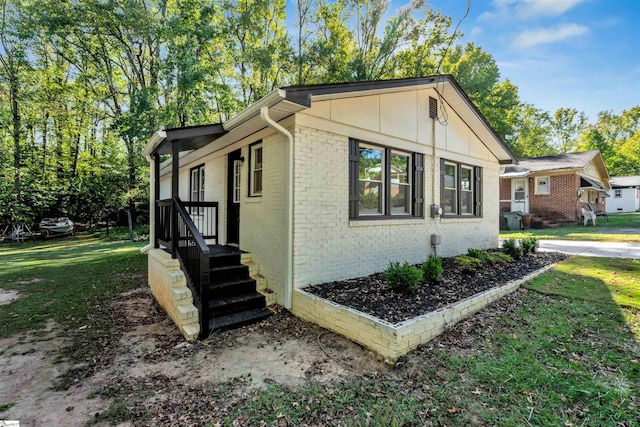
[223,256,640,426]
[1,235,638,425]
[526,256,640,310]
[0,234,146,337]
[500,212,640,242]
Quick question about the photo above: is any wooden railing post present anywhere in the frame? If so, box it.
[153,153,160,249]
[171,143,179,259]
[199,253,210,338]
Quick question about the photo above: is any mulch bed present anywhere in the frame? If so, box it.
[305,251,568,324]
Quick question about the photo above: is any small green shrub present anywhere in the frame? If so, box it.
[502,238,523,260]
[485,251,513,265]
[385,261,423,292]
[467,248,485,262]
[422,254,443,283]
[521,237,539,255]
[455,255,482,273]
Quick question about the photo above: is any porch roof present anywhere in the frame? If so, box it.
[151,124,227,156]
[580,175,607,190]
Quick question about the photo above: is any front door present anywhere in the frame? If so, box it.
[226,149,242,245]
[511,178,528,212]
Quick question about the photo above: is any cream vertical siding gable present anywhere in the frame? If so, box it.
[379,91,418,142]
[440,105,470,157]
[304,88,493,164]
[330,94,381,133]
[416,89,433,147]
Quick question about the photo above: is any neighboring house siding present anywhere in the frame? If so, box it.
[291,120,500,289]
[528,173,579,222]
[608,188,640,212]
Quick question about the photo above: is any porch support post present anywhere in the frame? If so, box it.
[153,153,160,248]
[171,141,179,258]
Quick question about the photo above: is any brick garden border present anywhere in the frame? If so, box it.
[292,263,557,362]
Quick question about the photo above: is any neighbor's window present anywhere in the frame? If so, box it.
[535,176,550,195]
[349,139,424,219]
[614,189,622,198]
[440,159,482,217]
[249,142,263,197]
[189,164,205,214]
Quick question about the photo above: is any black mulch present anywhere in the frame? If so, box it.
[305,251,568,324]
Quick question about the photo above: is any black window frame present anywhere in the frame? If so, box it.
[248,140,263,197]
[348,138,424,220]
[439,158,482,218]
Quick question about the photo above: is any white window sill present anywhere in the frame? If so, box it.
[349,218,426,227]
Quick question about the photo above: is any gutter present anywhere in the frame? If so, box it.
[259,106,294,310]
[224,89,287,131]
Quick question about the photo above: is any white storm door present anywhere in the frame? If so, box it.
[511,178,528,212]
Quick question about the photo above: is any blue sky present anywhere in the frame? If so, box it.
[393,0,640,122]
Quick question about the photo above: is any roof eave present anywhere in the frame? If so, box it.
[223,89,289,131]
[142,130,167,160]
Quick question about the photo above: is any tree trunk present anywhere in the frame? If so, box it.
[41,112,48,180]
[11,74,20,203]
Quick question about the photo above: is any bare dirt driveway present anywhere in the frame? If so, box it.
[0,288,389,426]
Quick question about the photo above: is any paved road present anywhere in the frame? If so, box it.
[537,240,640,259]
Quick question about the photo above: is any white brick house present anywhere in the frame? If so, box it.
[142,76,517,339]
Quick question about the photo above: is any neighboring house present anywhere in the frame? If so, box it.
[142,75,517,341]
[608,176,640,213]
[499,150,611,225]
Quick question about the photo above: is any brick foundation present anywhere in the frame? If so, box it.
[148,249,199,341]
[292,263,557,361]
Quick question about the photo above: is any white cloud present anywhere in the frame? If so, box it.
[512,23,590,48]
[479,0,587,24]
[517,0,586,18]
[470,26,483,37]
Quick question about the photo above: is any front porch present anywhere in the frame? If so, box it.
[145,125,272,340]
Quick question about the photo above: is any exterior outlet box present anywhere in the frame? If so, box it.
[431,234,441,246]
[430,204,443,218]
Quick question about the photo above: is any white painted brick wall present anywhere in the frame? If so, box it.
[240,132,288,305]
[292,124,501,289]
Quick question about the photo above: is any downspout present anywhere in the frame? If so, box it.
[431,117,437,207]
[259,106,294,310]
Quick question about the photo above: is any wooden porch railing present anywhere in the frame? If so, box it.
[156,197,219,338]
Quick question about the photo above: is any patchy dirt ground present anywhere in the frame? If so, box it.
[0,288,20,306]
[0,288,389,426]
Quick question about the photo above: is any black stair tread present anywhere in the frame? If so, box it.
[208,292,264,309]
[207,245,246,257]
[210,277,256,289]
[208,307,272,331]
[211,264,248,272]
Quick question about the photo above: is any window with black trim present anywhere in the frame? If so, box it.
[348,138,424,219]
[189,164,205,214]
[614,189,621,198]
[249,142,263,197]
[440,159,482,217]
